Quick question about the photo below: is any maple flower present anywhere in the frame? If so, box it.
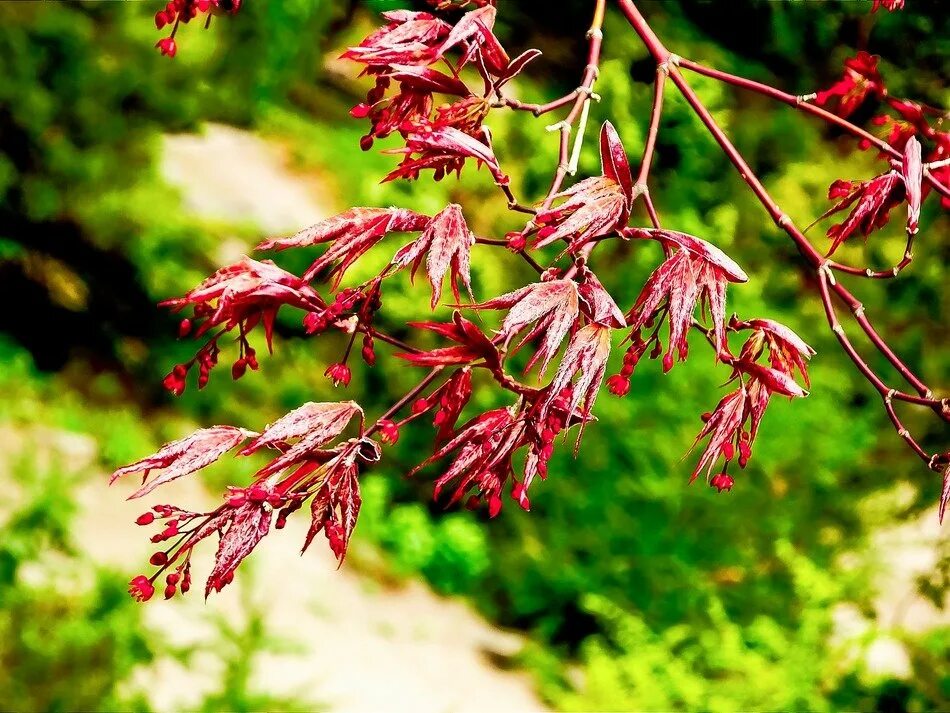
[815,51,886,119]
[153,0,241,58]
[472,278,580,375]
[258,207,429,285]
[623,228,748,372]
[815,137,923,254]
[389,203,476,308]
[324,363,352,388]
[160,257,324,393]
[534,122,634,252]
[710,473,735,493]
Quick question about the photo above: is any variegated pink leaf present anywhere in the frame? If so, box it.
[242,401,364,456]
[258,208,429,284]
[390,203,475,308]
[473,279,580,375]
[111,426,255,499]
[600,121,634,205]
[206,502,272,596]
[902,136,922,234]
[577,268,625,328]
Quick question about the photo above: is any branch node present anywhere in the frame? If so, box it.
[586,28,603,40]
[852,303,865,318]
[546,120,571,133]
[558,161,572,173]
[658,54,681,75]
[585,64,601,79]
[885,388,896,404]
[775,213,792,229]
[897,428,910,438]
[632,182,649,199]
[831,323,845,336]
[892,266,900,277]
[796,92,818,104]
[818,261,837,286]
[523,219,537,232]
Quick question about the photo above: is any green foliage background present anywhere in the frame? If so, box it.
[0,0,947,710]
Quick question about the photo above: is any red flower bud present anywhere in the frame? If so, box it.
[129,575,155,602]
[324,363,352,388]
[710,473,735,493]
[136,512,156,526]
[149,551,169,566]
[155,37,177,58]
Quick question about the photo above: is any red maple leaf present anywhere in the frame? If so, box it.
[389,203,476,308]
[245,401,365,479]
[412,407,524,517]
[111,425,255,498]
[815,51,886,119]
[542,324,611,447]
[258,207,429,285]
[384,125,507,184]
[472,278,581,375]
[624,228,748,371]
[301,445,365,562]
[534,122,633,251]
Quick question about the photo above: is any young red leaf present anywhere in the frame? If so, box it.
[206,502,272,596]
[495,48,542,89]
[384,65,472,96]
[257,207,429,284]
[342,11,451,68]
[600,121,634,205]
[902,136,922,234]
[111,426,255,499]
[472,279,580,375]
[396,312,500,369]
[389,203,476,308]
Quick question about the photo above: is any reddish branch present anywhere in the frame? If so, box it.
[117,0,949,602]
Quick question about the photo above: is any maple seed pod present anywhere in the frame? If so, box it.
[149,551,169,566]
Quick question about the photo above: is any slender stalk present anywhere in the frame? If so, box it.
[365,367,445,438]
[676,57,950,202]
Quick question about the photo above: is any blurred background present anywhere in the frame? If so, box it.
[1,0,948,710]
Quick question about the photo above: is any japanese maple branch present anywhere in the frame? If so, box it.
[676,57,950,203]
[617,0,948,467]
